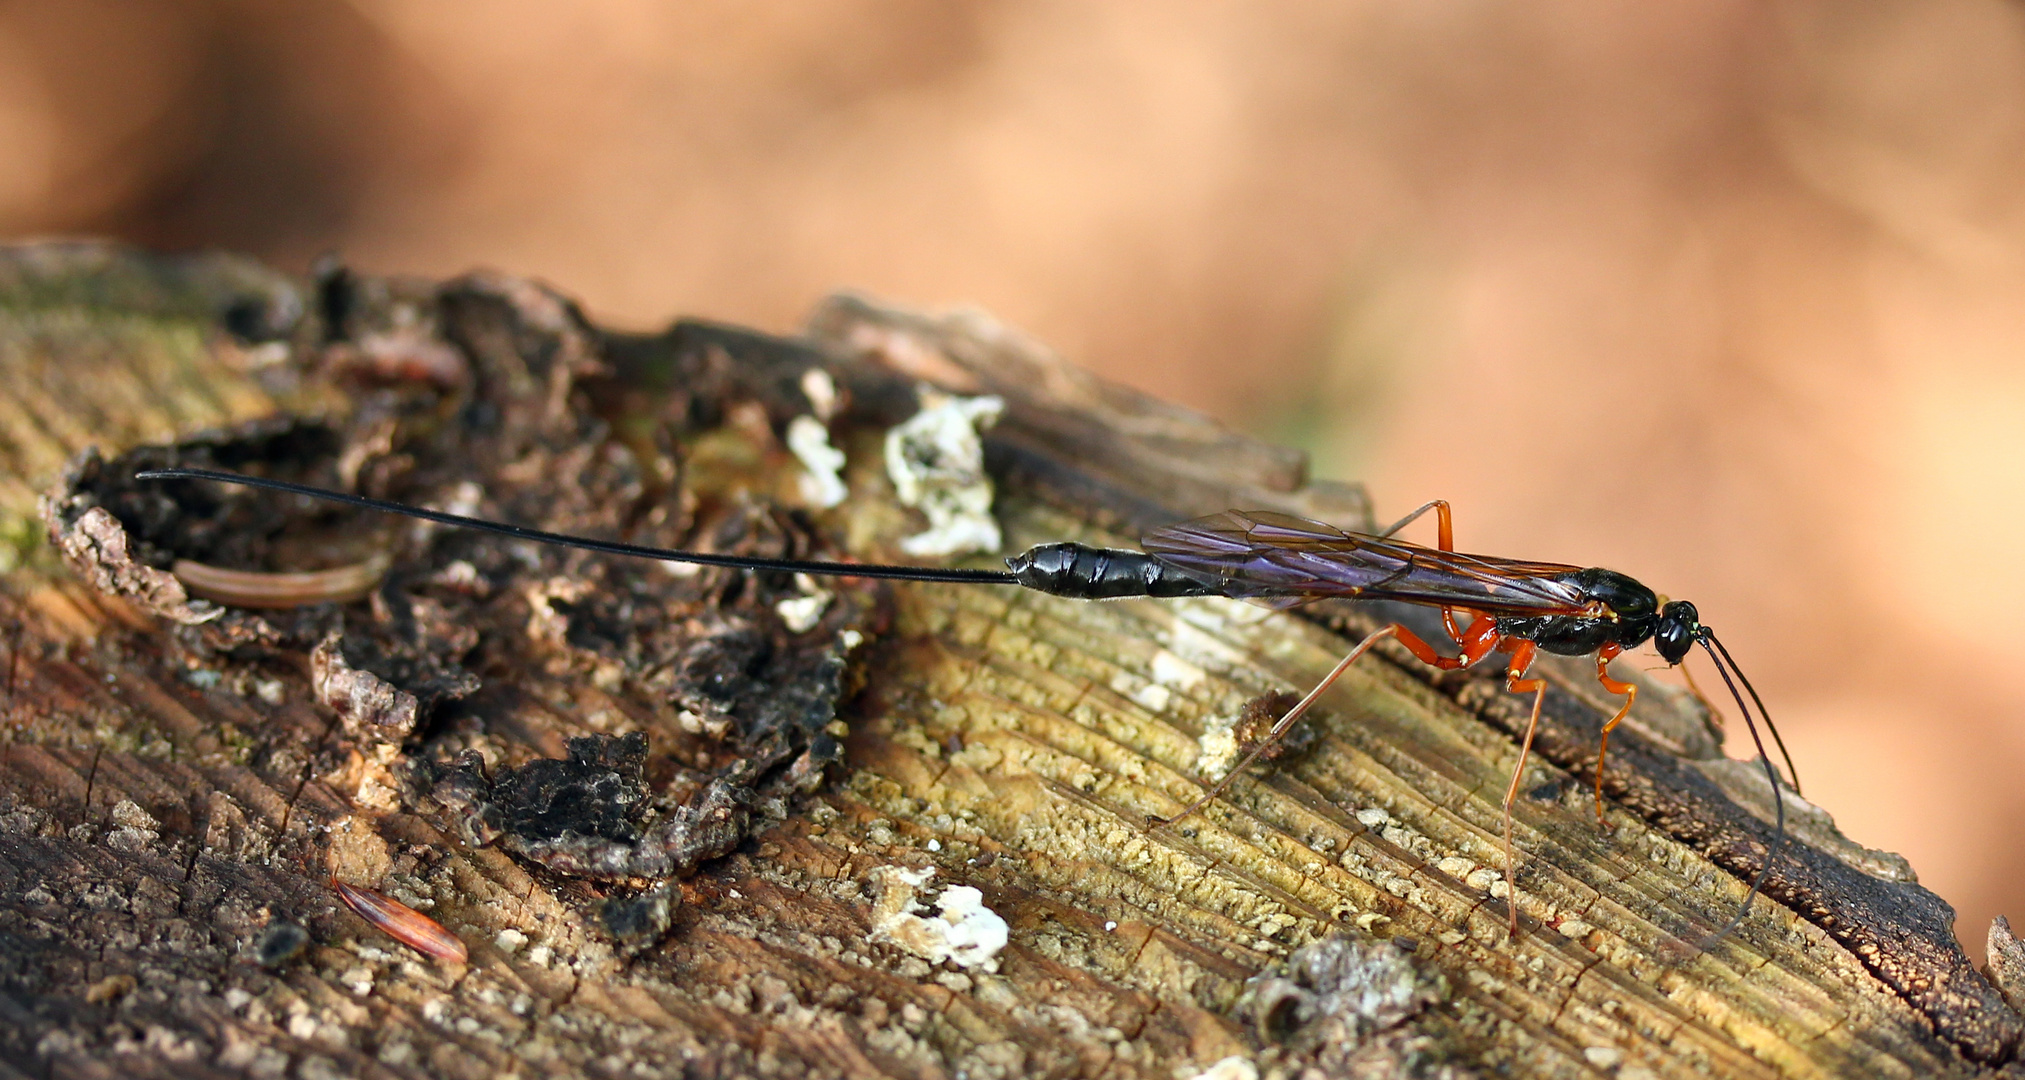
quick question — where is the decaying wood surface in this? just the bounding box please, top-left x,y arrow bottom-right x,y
0,241 -> 2021,1080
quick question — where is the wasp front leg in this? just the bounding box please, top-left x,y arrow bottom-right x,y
1592,643 -> 1635,828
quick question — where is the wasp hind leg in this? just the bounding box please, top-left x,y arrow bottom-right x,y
1150,613 -> 1499,830
1382,501 -> 1483,650
1377,498 -> 1453,546
1495,638 -> 1545,937
1151,623 -> 1403,828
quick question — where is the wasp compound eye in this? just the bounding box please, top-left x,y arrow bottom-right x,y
1655,601 -> 1699,665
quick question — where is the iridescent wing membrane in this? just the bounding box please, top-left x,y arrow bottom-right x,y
1141,510 -> 1592,614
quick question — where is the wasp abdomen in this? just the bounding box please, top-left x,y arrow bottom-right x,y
1006,543 -> 1219,600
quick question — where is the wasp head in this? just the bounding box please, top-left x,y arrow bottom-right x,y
1654,600 -> 1700,664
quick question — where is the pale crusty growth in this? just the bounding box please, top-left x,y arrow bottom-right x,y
310,632 -> 419,741
884,388 -> 1004,557
45,503 -> 222,625
868,866 -> 1010,972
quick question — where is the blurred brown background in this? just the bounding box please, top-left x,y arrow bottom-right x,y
4,1 -> 2022,948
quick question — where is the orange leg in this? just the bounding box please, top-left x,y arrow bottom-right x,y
1495,638 -> 1545,936
1440,607 -> 1488,664
1376,499 -> 1453,550
1679,659 -> 1723,731
1392,613 -> 1501,670
1592,643 -> 1635,827
1377,500 -> 1474,645
1162,497 -> 1554,934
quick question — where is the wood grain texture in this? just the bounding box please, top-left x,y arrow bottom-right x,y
0,242 -> 2012,1079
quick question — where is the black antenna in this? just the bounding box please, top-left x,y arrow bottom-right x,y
1707,630 -> 1801,795
1686,628 -> 1786,951
134,468 -> 1022,586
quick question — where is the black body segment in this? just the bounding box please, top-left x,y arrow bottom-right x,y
1006,543 -> 1223,600
1495,567 -> 1660,656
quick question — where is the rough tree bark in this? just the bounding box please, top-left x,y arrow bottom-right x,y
0,241 -> 2019,1080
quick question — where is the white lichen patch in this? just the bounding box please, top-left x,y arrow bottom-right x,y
800,368 -> 840,420
1584,1047 -> 1624,1069
1381,825 -> 1424,856
1128,680 -> 1172,714
523,577 -> 596,647
1435,856 -> 1475,879
406,481 -> 484,547
884,388 -> 1004,556
1464,867 -> 1503,893
1194,718 -> 1244,782
1149,650 -> 1207,691
1187,1056 -> 1259,1080
869,866 -> 1009,972
774,574 -> 834,632
339,966 -> 374,997
1555,918 -> 1595,940
786,415 -> 848,509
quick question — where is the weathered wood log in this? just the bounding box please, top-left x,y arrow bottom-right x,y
0,241 -> 2016,1079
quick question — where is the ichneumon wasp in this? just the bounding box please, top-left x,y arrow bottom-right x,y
138,465 -> 1793,944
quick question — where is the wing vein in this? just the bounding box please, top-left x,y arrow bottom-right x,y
1141,510 -> 1590,614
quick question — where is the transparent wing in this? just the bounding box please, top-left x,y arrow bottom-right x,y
1141,510 -> 1592,615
